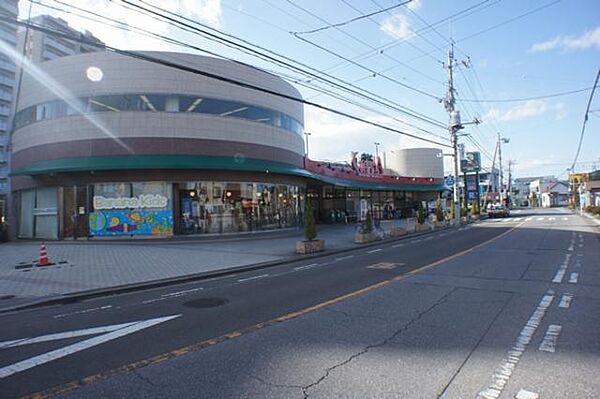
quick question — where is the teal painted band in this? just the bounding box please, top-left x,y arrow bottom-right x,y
11,155 -> 447,191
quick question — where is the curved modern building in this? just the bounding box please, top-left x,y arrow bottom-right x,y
10,51 -> 447,240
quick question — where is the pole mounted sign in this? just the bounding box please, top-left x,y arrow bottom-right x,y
461,151 -> 481,173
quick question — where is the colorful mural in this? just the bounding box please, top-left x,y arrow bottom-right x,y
89,210 -> 173,236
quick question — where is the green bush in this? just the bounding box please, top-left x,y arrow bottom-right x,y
304,199 -> 317,241
460,207 -> 469,217
361,210 -> 373,234
417,202 -> 426,224
0,222 -> 8,242
585,205 -> 600,216
435,201 -> 444,222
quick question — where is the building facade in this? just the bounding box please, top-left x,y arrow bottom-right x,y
17,15 -> 104,63
0,0 -> 19,219
10,51 -> 446,240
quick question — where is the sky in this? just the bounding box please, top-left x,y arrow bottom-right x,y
16,0 -> 600,180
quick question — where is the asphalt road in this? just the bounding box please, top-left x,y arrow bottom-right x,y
1,208 -> 598,398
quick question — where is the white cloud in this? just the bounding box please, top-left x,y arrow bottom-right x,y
553,102 -> 567,121
380,13 -> 414,40
484,100 -> 548,122
407,0 -> 423,11
530,26 -> 600,52
19,0 -> 224,51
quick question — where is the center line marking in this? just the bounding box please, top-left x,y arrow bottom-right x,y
568,273 -> 579,284
237,274 -> 269,283
367,248 -> 382,254
558,293 -> 573,309
478,291 -> 554,399
539,324 -> 562,353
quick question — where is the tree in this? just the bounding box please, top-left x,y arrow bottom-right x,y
304,198 -> 317,241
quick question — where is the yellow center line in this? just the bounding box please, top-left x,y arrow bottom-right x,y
26,222 -> 523,399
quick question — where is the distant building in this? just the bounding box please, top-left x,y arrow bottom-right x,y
512,176 -> 554,207
580,170 -> 600,207
529,178 -> 568,208
17,15 -> 104,63
0,0 -> 19,218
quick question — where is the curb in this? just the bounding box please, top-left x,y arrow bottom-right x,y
0,220 -> 481,314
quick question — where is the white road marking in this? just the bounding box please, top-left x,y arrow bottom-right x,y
549,217 -> 556,221
525,217 -> 533,221
578,243 -> 583,248
558,294 -> 573,309
293,263 -> 319,271
569,273 -> 579,284
438,232 -> 448,237
53,305 -> 113,319
424,236 -> 434,241
562,217 -> 568,221
539,324 -> 562,353
515,389 -> 539,399
0,315 -> 181,378
552,269 -> 566,284
536,217 -> 544,221
237,274 -> 269,283
411,239 -> 423,243
335,255 -> 354,262
367,248 -> 383,254
391,243 -> 404,248
163,288 -> 203,297
478,291 -> 554,399
513,217 -> 523,222
552,254 -> 571,283
578,234 -> 583,239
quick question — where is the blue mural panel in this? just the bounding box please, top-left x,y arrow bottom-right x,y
89,210 -> 173,236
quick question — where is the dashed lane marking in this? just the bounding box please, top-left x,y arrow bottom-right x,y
367,262 -> 402,270
515,389 -> 539,399
558,294 -> 573,309
552,254 -> 571,284
536,217 -> 544,221
27,222 -> 525,399
293,263 -> 319,271
392,243 -> 405,248
478,291 -> 555,399
525,217 -> 533,221
335,255 -> 354,262
53,305 -> 113,320
549,217 -> 556,221
367,248 -> 383,254
237,274 -> 269,283
569,273 -> 579,284
539,324 -> 562,353
562,217 -> 568,221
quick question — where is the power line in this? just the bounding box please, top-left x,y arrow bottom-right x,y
1,15 -> 452,149
120,0 -> 448,129
457,86 -> 597,103
32,0 -> 448,142
294,0 -> 413,35
285,1 -> 444,101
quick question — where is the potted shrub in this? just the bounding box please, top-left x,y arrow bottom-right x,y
434,200 -> 445,228
296,199 -> 325,254
415,202 -> 428,232
354,210 -> 379,243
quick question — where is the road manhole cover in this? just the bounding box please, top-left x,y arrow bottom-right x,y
183,298 -> 229,308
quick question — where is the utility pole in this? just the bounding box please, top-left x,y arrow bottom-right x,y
497,133 -> 509,206
444,43 -> 462,225
507,160 -> 515,207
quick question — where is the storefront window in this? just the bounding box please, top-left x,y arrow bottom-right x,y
177,181 -> 303,235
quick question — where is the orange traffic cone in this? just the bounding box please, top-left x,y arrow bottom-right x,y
38,242 -> 49,266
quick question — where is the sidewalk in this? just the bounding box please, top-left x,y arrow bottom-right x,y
0,219 -> 425,312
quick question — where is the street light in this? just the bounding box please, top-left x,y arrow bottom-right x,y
304,132 -> 312,158
374,142 -> 380,158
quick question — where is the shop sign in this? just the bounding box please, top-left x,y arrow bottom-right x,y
351,151 -> 383,176
93,194 -> 168,210
461,152 -> 481,173
89,210 -> 173,236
